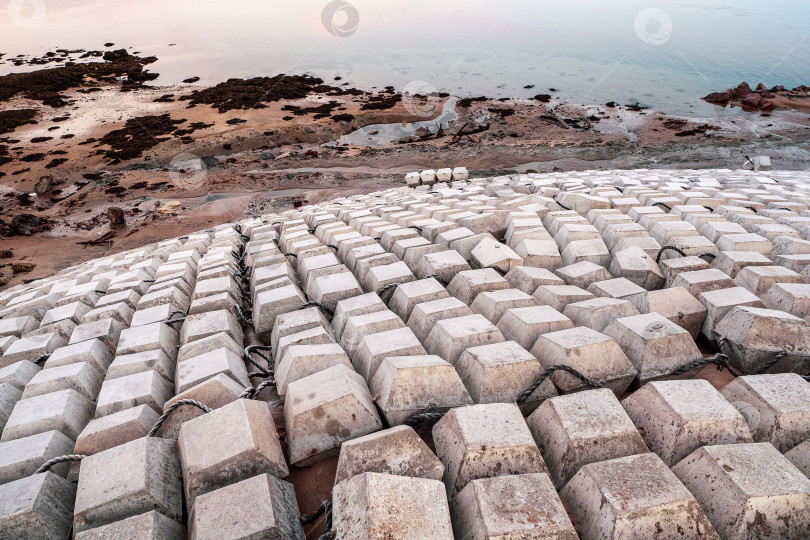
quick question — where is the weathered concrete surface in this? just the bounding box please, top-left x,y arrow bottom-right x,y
158,374 -> 245,439
673,443 -> 810,540
563,297 -> 640,333
407,297 -> 474,342
424,314 -> 505,366
334,425 -> 444,485
0,430 -> 75,483
74,404 -> 159,456
0,472 -> 77,540
432,403 -> 546,498
785,439 -> 810,478
527,389 -> 649,489
562,453 -> 719,539
96,369 -> 173,417
74,510 -> 185,540
188,474 -> 304,540
497,305 -> 574,349
2,388 -> 94,442
622,379 -> 753,466
333,472 -> 454,540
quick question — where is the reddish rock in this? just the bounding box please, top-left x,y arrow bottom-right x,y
742,93 -> 762,108
107,207 -> 126,229
703,91 -> 732,103
735,82 -> 752,99
755,82 -> 768,92
759,98 -> 774,111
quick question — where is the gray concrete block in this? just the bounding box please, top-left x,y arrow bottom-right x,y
22,361 -> 103,401
275,326 -> 334,367
177,331 -> 242,364
735,265 -> 803,296
622,379 -> 753,466
721,373 -> 810,453
354,327 -> 426,381
388,278 -> 449,323
108,349 -> 174,382
371,355 -> 473,425
179,399 -> 287,505
331,293 -> 386,341
81,302 -> 134,326
284,364 -> 381,466
1,332 -> 68,368
433,403 -> 546,497
425,314 -> 505,366
762,282 -> 810,318
158,374 -> 245,439
563,452 -> 719,539
179,309 -> 242,346
626,286 -> 708,340
333,472 -> 453,540
334,425 -> 444,485
188,474 -> 304,540
452,473 -> 578,540
75,404 -> 159,456
0,360 -> 40,391
116,322 -> 179,362
530,327 -> 637,395
563,297 -> 640,333
785,439 -> 810,478
673,443 -> 810,540
2,388 -> 93,442
711,250 -> 773,278
554,261 -> 612,290
528,388 -> 648,489
504,266 -> 564,295
0,472 -> 76,540
73,437 -> 182,533
470,288 -> 536,325
74,510 -> 185,540
532,284 -> 594,311
276,343 -> 352,396
0,316 -> 40,339
362,261 -> 415,293
671,268 -> 735,297
497,305 -> 573,349
96,370 -> 173,417
0,430 -> 75,484
0,336 -> 16,356
175,347 -> 249,393
41,301 -> 92,327
44,338 -> 114,375
253,285 -> 306,340
446,268 -> 509,305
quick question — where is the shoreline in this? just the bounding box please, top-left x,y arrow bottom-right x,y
2,53 -> 810,288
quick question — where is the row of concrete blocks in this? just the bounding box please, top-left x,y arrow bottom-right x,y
404,166 -> 469,187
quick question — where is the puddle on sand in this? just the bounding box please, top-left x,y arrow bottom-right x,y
324,97 -> 459,148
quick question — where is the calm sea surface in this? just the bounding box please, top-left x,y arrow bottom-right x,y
2,0 -> 809,117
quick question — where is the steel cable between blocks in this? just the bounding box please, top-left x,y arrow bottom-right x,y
34,454 -> 87,474
301,500 -> 332,526
238,379 -> 277,400
244,345 -> 272,376
299,301 -> 334,318
147,399 -> 212,437
517,364 -> 603,404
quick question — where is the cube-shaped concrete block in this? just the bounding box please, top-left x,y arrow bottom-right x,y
425,314 -> 505,366
469,288 -> 536,326
560,239 -> 611,267
735,265 -> 803,296
496,305 -> 573,349
671,268 -> 735,297
96,370 -> 174,417
554,261 -> 612,290
530,327 -> 637,395
432,403 -> 546,497
470,238 -> 523,273
340,310 -> 404,357
74,404 -> 160,456
188,474 -> 304,540
563,453 -> 719,539
715,306 -> 810,374
179,399 -> 287,505
0,472 -> 76,540
415,250 -> 471,282
22,361 -> 103,401
108,349 -> 175,382
622,379 -> 753,466
334,425 -> 444,485
253,285 -> 306,339
1,332 -> 67,368
388,278 -> 449,323
762,282 -> 810,318
276,343 -> 352,396
785,439 -> 810,478
353,327 -> 426,381
73,437 -> 182,533
0,315 -> 38,339
179,309 -> 242,346
175,347 -> 250,393
673,443 -> 810,540
446,268 -> 509,305
604,312 -> 702,382
452,473 -> 578,540
527,388 -> 649,489
2,388 -> 93,442
586,277 -> 647,300
74,510 -> 185,540
0,360 -> 40,391
455,341 -> 556,410
532,284 -> 594,312
158,374 -> 245,439
178,331 -> 242,364
82,302 -> 134,326
0,430 -> 75,484
284,364 -> 382,466
563,297 -> 640,333
68,318 -> 124,351
720,373 -> 810,453
370,355 -> 473,426
504,266 -> 564,295
331,293 -> 386,341
333,472 -> 453,540
116,322 -> 178,362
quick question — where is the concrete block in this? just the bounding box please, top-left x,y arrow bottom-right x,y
622,379 -> 752,466
179,400 -> 287,505
68,318 -> 124,351
387,278 -> 449,323
116,322 -> 178,362
334,425 -> 444,484
563,297 -> 640,332
131,304 -> 177,328
309,271 -> 364,312
407,297 -> 474,342
362,261 -> 415,293
604,313 -> 702,382
785,439 -> 810,478
22,361 -> 103,401
721,373 -> 810,452
528,388 -> 648,489
0,360 -> 40,391
2,388 -> 93,442
671,268 -> 735,297
673,443 -> 810,540
762,282 -> 810,318
271,306 -> 331,352
332,293 -> 386,341
178,331 -> 242,364
452,473 -> 577,540
253,285 -> 306,339
0,336 -> 16,356
96,370 -> 173,417
587,278 -> 647,301
0,430 -> 75,483
432,403 -> 546,497
609,247 -> 666,290
450,232 -> 497,261
555,261 -> 611,289
734,265 -> 803,296
284,364 -> 381,466
455,341 -> 556,410
73,437 -> 182,533
563,453 -> 718,539
623,286 -> 707,340
470,288 -> 536,325
415,250 -> 471,282
275,326 -> 334,366
82,302 -> 134,326
340,310 -> 403,358
1,332 -> 67,368
158,374 -> 245,439
660,255 -> 711,286
371,355 -> 473,425
532,284 -> 594,311
108,349 -> 174,381
333,472 -> 453,540
560,239 -> 610,267
74,404 -> 160,456
715,232 -> 774,256
44,338 -> 113,375
504,266 -> 564,295
496,305 -> 573,349
276,343 -> 352,396
188,474 -> 304,540
612,235 -> 662,258
175,347 -> 249,393
179,309 -> 242,346
0,472 -> 76,539
446,268 -> 509,305
41,302 -> 91,327
530,327 -> 636,395
27,319 -> 75,342
715,306 -> 810,374
470,238 -> 523,273
354,327 -> 426,381
74,510 -> 184,540
137,287 -> 190,312
424,314 -> 505,366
